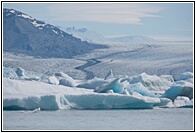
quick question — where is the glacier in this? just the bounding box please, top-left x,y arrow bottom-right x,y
3,70 -> 193,110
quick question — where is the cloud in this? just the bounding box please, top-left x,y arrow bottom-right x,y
47,3 -> 163,24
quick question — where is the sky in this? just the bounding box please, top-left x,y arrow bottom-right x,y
3,2 -> 194,41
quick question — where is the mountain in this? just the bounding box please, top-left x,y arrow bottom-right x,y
64,27 -> 106,43
64,26 -> 155,44
3,8 -> 107,58
106,35 -> 156,43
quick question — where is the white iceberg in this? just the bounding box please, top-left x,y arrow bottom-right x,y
126,82 -> 155,97
77,77 -> 109,89
48,76 -> 59,85
175,72 -> 193,81
3,78 -> 161,110
125,73 -> 174,93
94,78 -> 121,93
162,80 -> 193,101
3,71 -> 194,110
95,77 -> 155,97
56,72 -> 77,87
174,96 -> 193,108
160,75 -> 174,82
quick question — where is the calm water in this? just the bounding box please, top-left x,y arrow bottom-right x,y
3,108 -> 193,131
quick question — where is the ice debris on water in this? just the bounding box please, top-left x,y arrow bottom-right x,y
3,67 -> 193,110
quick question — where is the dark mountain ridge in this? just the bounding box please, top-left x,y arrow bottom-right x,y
3,8 -> 107,58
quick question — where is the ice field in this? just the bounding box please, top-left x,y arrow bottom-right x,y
3,41 -> 193,110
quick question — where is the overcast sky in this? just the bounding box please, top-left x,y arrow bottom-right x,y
3,2 -> 193,41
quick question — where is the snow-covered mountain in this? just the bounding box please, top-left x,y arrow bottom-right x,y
64,26 -> 155,44
3,8 -> 107,58
106,35 -> 156,43
64,27 -> 106,43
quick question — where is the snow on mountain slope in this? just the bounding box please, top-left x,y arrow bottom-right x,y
3,8 -> 107,58
64,26 -> 155,44
106,35 -> 156,43
64,27 -> 106,43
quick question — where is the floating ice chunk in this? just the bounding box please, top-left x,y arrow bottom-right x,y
55,72 -> 74,80
175,80 -> 193,87
16,67 -> 25,77
132,92 -> 143,97
32,107 -> 41,113
95,77 -> 156,96
154,98 -> 172,107
109,79 -> 125,93
106,90 -> 114,93
126,82 -> 155,97
184,78 -> 193,83
160,75 -> 174,82
3,67 -> 18,79
56,72 -> 77,87
121,89 -> 131,95
3,78 -> 161,110
162,81 -> 193,101
4,93 -> 160,110
163,101 -> 175,108
94,78 -> 121,93
48,76 -> 59,85
59,78 -> 76,87
77,77 -> 109,89
174,96 -> 193,108
175,72 -> 193,81
128,73 -> 173,92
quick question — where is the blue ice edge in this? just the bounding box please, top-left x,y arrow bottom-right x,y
3,93 -> 161,110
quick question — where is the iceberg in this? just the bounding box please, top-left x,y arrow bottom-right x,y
174,96 -> 193,108
94,78 -> 121,93
16,67 -> 25,77
48,76 -> 59,85
160,75 -> 174,82
126,82 -> 155,97
161,80 -> 193,101
3,78 -> 161,110
95,78 -> 155,97
175,72 -> 193,81
56,72 -> 77,87
77,77 -> 109,89
3,71 -> 193,110
125,73 -> 174,93
154,98 -> 174,108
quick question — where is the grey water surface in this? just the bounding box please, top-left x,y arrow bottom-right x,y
3,108 -> 193,131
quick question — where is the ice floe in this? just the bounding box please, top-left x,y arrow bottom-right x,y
3,69 -> 193,110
